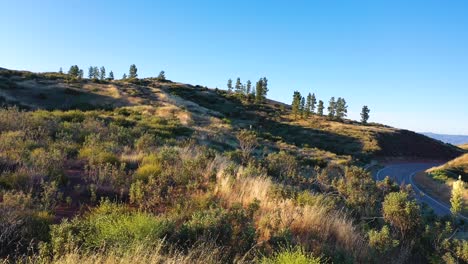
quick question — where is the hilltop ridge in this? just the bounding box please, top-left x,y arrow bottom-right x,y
0,67 -> 462,164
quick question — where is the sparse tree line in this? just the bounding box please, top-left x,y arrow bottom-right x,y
61,64 -> 166,82
226,77 -> 268,104
291,91 -> 371,124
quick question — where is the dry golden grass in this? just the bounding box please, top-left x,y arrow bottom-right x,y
429,153 -> 468,175
214,163 -> 368,261
11,242 -> 225,264
459,144 -> 468,150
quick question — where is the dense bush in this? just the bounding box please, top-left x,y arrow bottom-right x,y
49,200 -> 174,255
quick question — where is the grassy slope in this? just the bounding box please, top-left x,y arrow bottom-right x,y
0,68 -> 463,164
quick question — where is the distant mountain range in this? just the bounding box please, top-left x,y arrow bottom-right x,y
421,132 -> 468,145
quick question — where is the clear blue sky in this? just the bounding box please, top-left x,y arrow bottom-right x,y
1,0 -> 468,134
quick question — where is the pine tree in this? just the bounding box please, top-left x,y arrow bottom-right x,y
68,65 -> 80,77
246,80 -> 252,94
305,93 -> 312,118
311,93 -> 317,114
100,66 -> 106,80
78,69 -> 83,79
235,77 -> 243,93
93,66 -> 100,79
109,71 -> 114,80
300,96 -> 306,118
122,73 -> 127,80
261,77 -> 268,99
59,67 -> 63,74
227,79 -> 233,93
291,91 -> 302,119
317,100 -> 324,116
335,97 -> 348,120
327,97 -> 336,119
255,79 -> 264,104
361,105 -> 370,124
157,71 -> 166,81
450,176 -> 465,216
88,66 -> 94,79
129,64 -> 138,79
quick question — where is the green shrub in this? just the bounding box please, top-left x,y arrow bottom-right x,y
260,247 -> 323,264
266,151 -> 298,180
49,200 -> 174,255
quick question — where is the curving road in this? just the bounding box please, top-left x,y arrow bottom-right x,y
376,163 -> 463,217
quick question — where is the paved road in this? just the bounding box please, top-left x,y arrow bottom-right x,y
376,163 -> 457,217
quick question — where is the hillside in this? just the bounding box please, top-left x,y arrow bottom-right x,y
428,153 -> 468,181
1,67 -> 467,263
0,68 -> 461,164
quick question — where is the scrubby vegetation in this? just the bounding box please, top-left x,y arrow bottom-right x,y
0,68 -> 467,263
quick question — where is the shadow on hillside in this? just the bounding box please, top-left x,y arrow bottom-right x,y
255,116 -> 364,156
0,76 -> 133,111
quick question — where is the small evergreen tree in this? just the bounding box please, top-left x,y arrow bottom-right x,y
78,69 -> 84,80
311,93 -> 317,114
235,77 -> 243,93
227,79 -> 233,93
93,66 -> 100,79
317,100 -> 324,116
129,64 -> 138,79
157,71 -> 166,81
300,96 -> 306,118
255,79 -> 264,104
261,77 -> 268,99
327,97 -> 336,119
88,66 -> 94,79
122,73 -> 127,80
305,93 -> 312,118
291,91 -> 302,119
335,97 -> 348,120
59,67 -> 63,74
361,105 -> 370,124
100,66 -> 106,80
246,80 -> 252,94
109,71 -> 114,80
68,65 -> 80,78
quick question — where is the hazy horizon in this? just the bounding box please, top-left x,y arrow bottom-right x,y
2,0 -> 467,134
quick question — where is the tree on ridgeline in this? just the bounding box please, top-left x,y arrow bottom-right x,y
261,77 -> 268,99
59,67 -> 63,74
93,66 -> 99,79
235,77 -> 243,93
129,64 -> 138,79
157,71 -> 166,81
311,93 -> 317,114
227,79 -> 233,93
300,96 -> 306,118
88,66 -> 95,79
78,69 -> 84,80
361,105 -> 370,124
291,91 -> 302,119
335,97 -> 348,120
68,65 -> 80,78
327,97 -> 336,119
100,66 -> 106,80
305,93 -> 312,118
255,78 -> 264,104
108,71 -> 114,81
122,73 -> 127,80
317,100 -> 324,116
246,80 -> 252,94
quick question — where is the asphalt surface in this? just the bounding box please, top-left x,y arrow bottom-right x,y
376,162 -> 462,217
